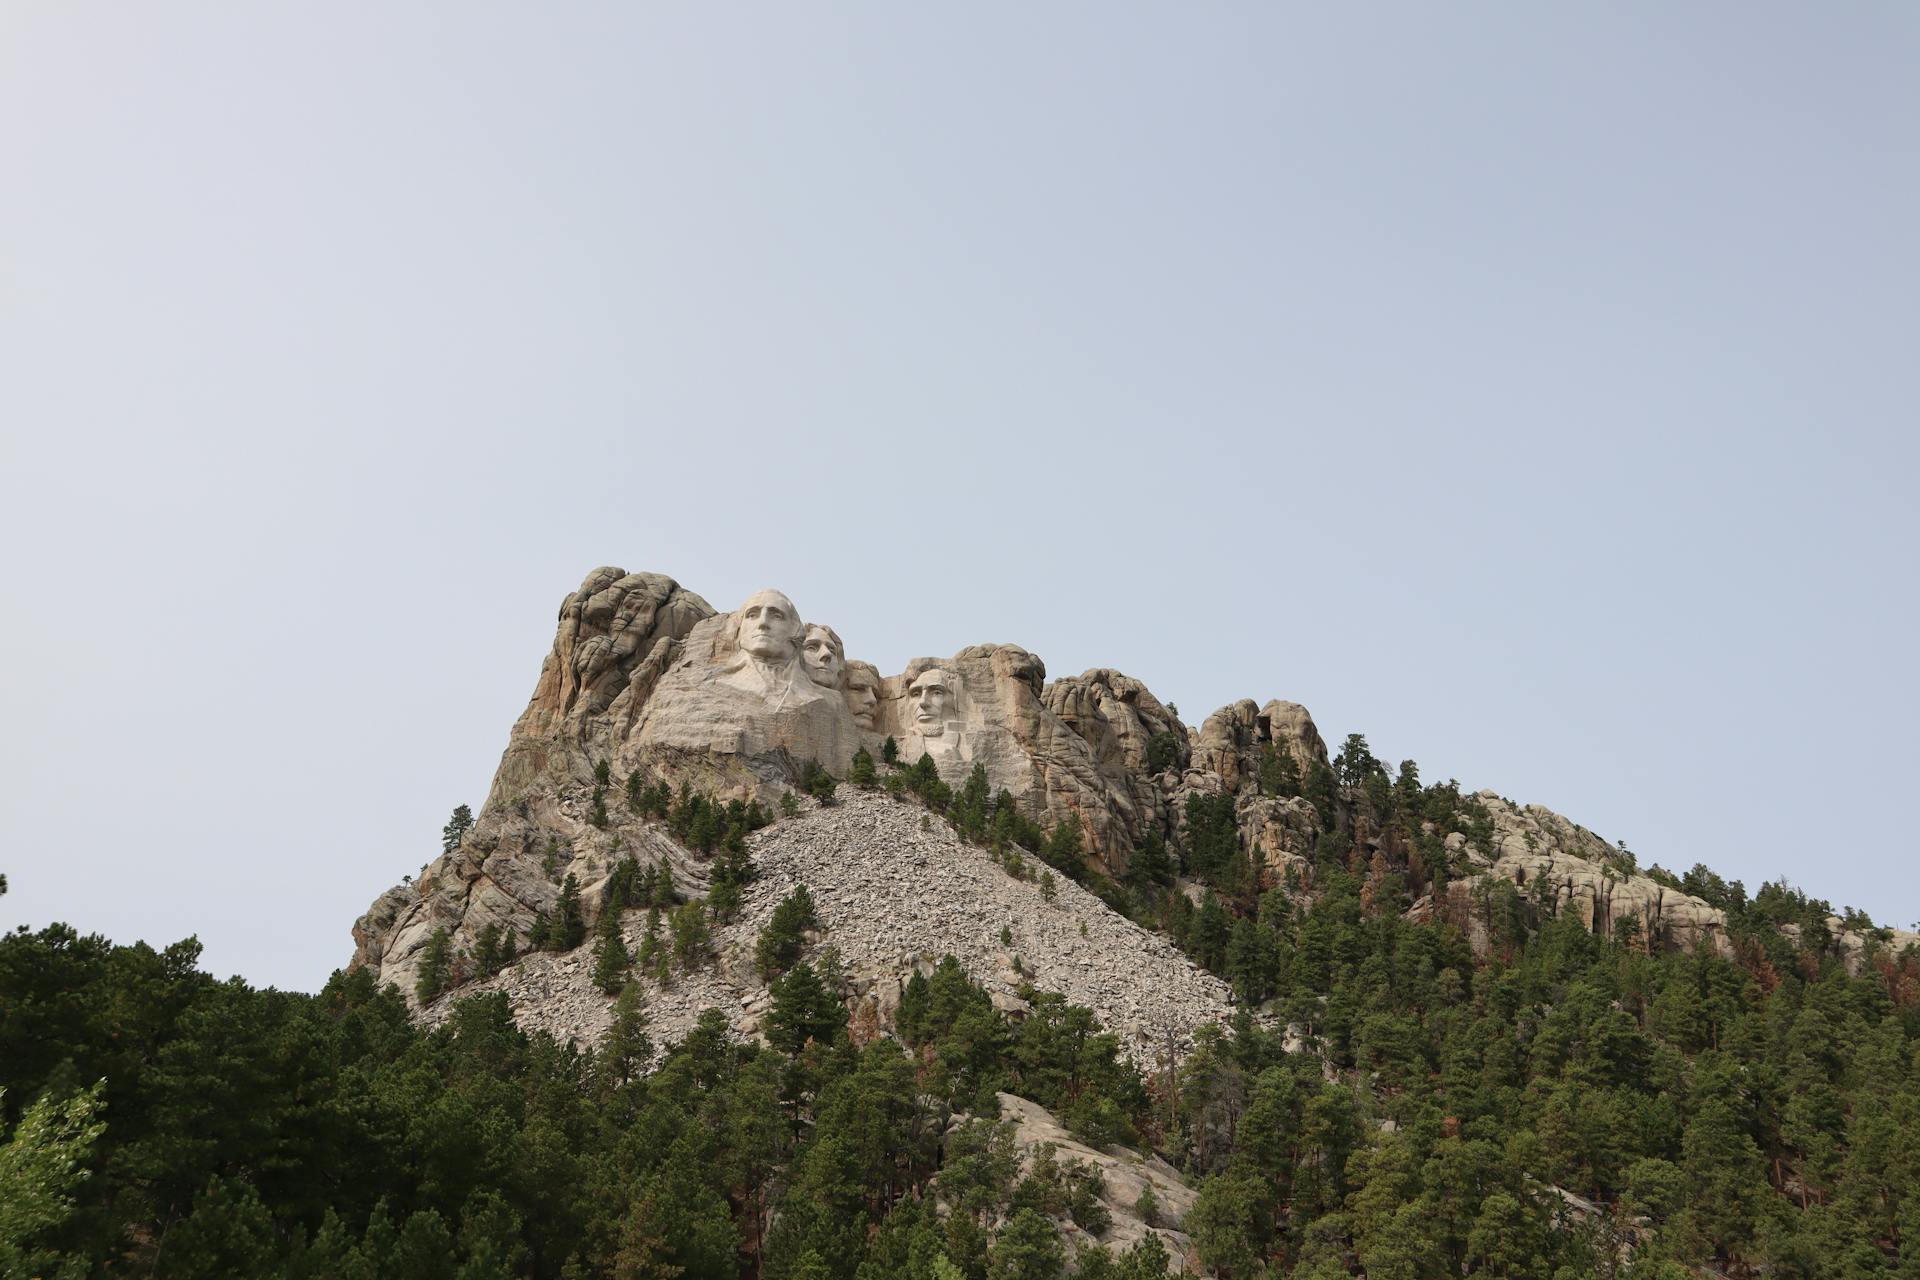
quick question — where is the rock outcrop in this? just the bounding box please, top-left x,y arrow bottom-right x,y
353,562 -> 1910,1059
361,568 -> 1205,991
993,1092 -> 1205,1267
1433,793 -> 1735,956
420,791 -> 1239,1064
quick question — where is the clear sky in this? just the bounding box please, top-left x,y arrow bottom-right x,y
2,5 -> 1915,992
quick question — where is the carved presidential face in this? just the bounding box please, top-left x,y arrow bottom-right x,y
802,624 -> 844,688
909,668 -> 958,737
842,662 -> 881,730
735,589 -> 801,662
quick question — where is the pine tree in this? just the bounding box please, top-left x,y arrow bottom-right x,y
598,984 -> 652,1089
956,764 -> 992,841
473,922 -> 516,978
591,909 -> 630,994
987,1207 -> 1066,1280
1190,895 -> 1230,971
792,759 -> 833,806
756,885 -> 819,979
1335,732 -> 1380,787
553,874 -> 586,950
1044,820 -> 1084,878
881,735 -> 899,766
765,962 -> 846,1054
1128,830 -> 1172,887
1259,744 -> 1301,798
415,926 -> 454,1003
442,804 -> 474,854
1132,1181 -> 1160,1229
849,746 -> 877,788
670,901 -> 711,971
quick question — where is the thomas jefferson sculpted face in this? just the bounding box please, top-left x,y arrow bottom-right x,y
909,668 -> 958,737
735,590 -> 801,662
802,624 -> 844,689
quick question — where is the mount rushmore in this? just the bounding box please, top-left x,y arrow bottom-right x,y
350,566 -> 1913,1020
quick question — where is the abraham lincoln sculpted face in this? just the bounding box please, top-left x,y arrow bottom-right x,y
908,668 -> 958,738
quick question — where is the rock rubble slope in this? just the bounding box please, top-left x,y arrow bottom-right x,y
361,563 -> 1915,1043
427,791 -> 1239,1062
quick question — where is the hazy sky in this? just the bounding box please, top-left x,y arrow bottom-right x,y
3,5 -> 1915,992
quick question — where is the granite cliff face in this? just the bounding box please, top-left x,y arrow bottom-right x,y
352,565 -> 1912,1048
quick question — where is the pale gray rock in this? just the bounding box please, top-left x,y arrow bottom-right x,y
1041,668 -> 1188,859
1191,698 -> 1328,796
635,590 -> 863,776
421,791 -> 1243,1063
1238,793 -> 1320,885
992,1092 -> 1207,1271
1437,793 -> 1734,956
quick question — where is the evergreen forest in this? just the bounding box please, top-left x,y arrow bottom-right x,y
5,746 -> 1920,1279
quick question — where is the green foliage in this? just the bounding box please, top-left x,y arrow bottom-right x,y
1132,1180 -> 1159,1229
0,1079 -> 105,1280
1258,744 -> 1301,798
442,804 -> 474,854
986,1208 -> 1063,1280
541,874 -> 587,951
1333,733 -> 1381,788
415,925 -> 455,1004
8,753 -> 1920,1280
591,910 -> 631,994
799,759 -> 838,806
1125,830 -> 1172,888
765,962 -> 846,1055
756,885 -> 820,980
708,841 -> 755,925
1182,793 -> 1238,881
472,923 -> 517,979
953,764 -> 993,843
881,736 -> 899,766
668,786 -> 768,854
1042,820 -> 1084,879
1144,731 -> 1180,776
669,901 -> 711,971
849,747 -> 877,788
903,754 -> 952,812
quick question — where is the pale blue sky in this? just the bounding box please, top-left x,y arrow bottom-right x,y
2,5 -> 1915,991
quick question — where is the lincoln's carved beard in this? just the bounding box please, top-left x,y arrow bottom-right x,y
909,669 -> 957,738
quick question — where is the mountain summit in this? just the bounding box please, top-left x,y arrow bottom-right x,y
352,566 -> 1913,1043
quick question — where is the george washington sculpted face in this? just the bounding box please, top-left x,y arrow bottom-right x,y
735,589 -> 802,662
